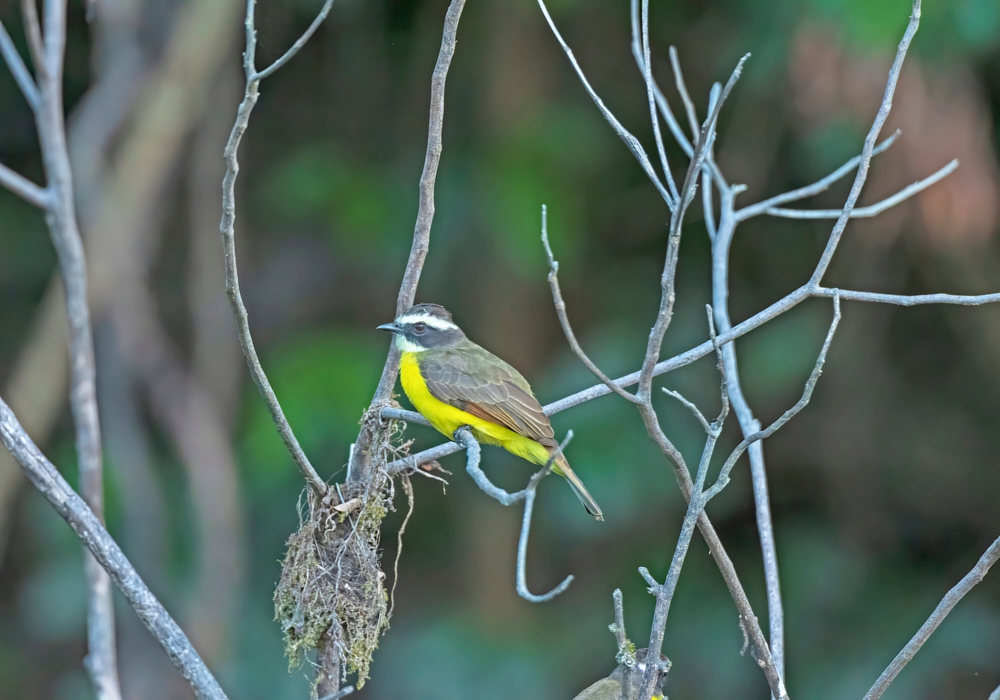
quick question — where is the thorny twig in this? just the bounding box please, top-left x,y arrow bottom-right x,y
454,427 -> 575,602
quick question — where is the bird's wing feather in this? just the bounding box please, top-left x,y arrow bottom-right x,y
572,678 -> 623,700
419,343 -> 555,444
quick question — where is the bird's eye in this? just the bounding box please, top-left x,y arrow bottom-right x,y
413,322 -> 427,334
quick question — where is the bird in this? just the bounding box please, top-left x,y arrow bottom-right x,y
378,303 -> 603,521
573,648 -> 671,700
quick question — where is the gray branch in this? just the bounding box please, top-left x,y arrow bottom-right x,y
0,396 -> 227,700
349,0 -> 467,485
808,0 -> 922,286
541,205 -> 640,405
454,427 -> 574,602
733,130 -> 901,221
862,533 -> 1000,700
7,1 -> 124,695
219,0 -> 335,497
0,19 -> 40,111
761,159 -> 957,220
535,0 -> 674,208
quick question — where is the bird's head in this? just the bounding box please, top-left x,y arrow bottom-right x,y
377,303 -> 466,353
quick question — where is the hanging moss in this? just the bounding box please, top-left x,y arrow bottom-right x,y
274,402 -> 410,692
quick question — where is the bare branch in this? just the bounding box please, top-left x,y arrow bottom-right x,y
453,427 -> 574,602
815,287 -> 1000,306
0,161 -> 49,207
661,387 -> 711,433
20,0 -> 43,78
380,406 -> 431,427
537,0 -> 674,207
219,0 -> 335,497
638,413 -> 727,700
611,589 -> 635,700
808,0 -> 922,286
27,1 -> 122,694
636,52 -> 749,400
668,46 -> 700,141
542,205 -> 640,404
733,130 -> 901,221
706,293 -> 842,501
0,396 -> 228,700
350,0 -> 467,485
0,19 -> 39,111
760,159 -> 957,220
253,0 -> 336,81
639,0 -> 677,208
863,533 -> 1000,700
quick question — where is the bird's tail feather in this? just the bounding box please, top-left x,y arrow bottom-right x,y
549,451 -> 604,522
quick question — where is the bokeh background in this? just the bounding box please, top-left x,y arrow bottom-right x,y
1,0 -> 999,698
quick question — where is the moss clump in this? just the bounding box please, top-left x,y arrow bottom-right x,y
274,402 -> 409,691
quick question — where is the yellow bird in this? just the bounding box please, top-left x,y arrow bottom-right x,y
378,303 -> 603,521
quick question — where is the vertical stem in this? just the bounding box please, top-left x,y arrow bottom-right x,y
37,1 -> 120,696
710,189 -> 785,691
349,0 -> 467,484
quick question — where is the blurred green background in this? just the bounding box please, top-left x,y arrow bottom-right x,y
1,0 -> 1000,698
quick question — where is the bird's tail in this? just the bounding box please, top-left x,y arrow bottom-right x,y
549,451 -> 604,522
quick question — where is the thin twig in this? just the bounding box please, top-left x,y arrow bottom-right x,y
611,589 -> 635,700
862,533 -> 1000,700
661,388 -> 711,433
536,0 -> 673,206
516,432 -> 575,602
640,0 -> 677,209
761,159 -> 957,220
0,19 -> 40,111
219,0 -> 335,497
252,0 -> 336,81
705,293 -> 842,501
0,396 -> 228,700
20,0 -> 43,77
349,0 -> 467,485
454,427 -> 575,602
733,130 -> 901,221
808,0 -> 922,286
636,52 -> 749,400
668,46 -> 700,142
541,205 -> 640,404
0,161 -> 49,207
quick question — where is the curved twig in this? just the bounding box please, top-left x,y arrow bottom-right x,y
219,0 -> 336,497
454,427 -> 575,602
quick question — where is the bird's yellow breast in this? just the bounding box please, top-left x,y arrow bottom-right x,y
398,352 -> 551,465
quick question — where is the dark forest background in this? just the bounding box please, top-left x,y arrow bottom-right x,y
1,0 -> 1000,698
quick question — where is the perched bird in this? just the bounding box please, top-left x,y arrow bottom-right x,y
378,303 -> 603,520
573,648 -> 671,700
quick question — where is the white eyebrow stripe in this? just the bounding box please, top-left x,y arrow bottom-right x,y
396,313 -> 457,330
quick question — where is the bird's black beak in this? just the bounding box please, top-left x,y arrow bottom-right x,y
377,322 -> 401,333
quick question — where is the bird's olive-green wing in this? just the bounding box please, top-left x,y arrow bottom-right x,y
572,678 -> 624,700
419,342 -> 556,444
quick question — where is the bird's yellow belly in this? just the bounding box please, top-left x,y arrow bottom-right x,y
399,352 -> 551,465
